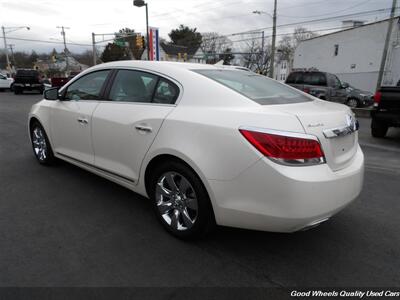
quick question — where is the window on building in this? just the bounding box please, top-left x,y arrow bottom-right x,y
334,44 -> 339,56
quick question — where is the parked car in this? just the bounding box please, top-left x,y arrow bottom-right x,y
342,82 -> 374,108
371,86 -> 400,138
285,71 -> 348,104
13,69 -> 44,94
0,73 -> 14,91
28,61 -> 364,239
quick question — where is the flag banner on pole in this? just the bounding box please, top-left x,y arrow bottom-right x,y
148,27 -> 160,61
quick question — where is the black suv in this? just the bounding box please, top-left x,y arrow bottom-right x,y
285,71 -> 348,104
13,69 -> 44,95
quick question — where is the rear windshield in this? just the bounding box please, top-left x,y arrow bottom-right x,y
194,69 -> 311,105
16,70 -> 39,76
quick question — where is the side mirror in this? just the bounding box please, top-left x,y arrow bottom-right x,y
44,87 -> 59,100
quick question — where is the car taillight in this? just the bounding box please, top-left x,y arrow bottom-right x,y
373,91 -> 381,107
303,87 -> 310,94
239,129 -> 325,166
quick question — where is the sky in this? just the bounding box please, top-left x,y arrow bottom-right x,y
0,0 -> 397,54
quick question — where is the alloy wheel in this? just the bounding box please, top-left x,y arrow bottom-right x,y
155,172 -> 198,231
32,127 -> 48,161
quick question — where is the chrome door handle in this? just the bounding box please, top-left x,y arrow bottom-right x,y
77,118 -> 89,125
135,125 -> 152,133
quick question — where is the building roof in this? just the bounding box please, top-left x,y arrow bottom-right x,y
303,16 -> 400,42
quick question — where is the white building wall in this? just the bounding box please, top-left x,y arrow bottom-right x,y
274,60 -> 290,82
293,18 -> 400,92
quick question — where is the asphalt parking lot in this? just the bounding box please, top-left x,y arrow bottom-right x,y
0,92 -> 399,288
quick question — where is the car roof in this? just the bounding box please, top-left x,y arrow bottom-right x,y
93,60 -> 220,71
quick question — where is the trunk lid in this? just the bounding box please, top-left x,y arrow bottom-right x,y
268,100 -> 358,171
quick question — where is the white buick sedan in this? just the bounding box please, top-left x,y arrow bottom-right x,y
28,61 -> 364,239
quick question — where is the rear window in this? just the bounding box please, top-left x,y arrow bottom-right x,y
16,70 -> 39,77
194,69 -> 311,105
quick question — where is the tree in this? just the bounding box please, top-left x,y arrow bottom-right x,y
100,43 -> 129,62
277,27 -> 318,67
219,48 -> 235,65
242,39 -> 272,75
115,28 -> 144,60
168,25 -> 202,49
201,32 -> 232,63
75,50 -> 95,67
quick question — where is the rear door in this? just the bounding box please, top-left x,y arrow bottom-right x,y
50,70 -> 111,164
91,69 -> 178,183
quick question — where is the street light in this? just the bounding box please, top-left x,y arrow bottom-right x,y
1,26 -> 30,71
252,2 -> 277,78
133,0 -> 149,60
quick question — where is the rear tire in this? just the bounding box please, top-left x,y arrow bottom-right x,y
346,98 -> 359,108
149,160 -> 215,240
371,119 -> 388,138
30,121 -> 56,165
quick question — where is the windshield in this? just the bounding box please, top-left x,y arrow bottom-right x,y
194,69 -> 311,105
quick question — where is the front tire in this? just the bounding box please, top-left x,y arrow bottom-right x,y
149,160 -> 215,239
371,119 -> 388,138
30,121 -> 56,165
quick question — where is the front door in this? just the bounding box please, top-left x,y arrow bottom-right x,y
92,69 -> 179,183
50,70 -> 111,164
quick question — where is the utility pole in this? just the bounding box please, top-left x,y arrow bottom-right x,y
1,26 -> 10,71
92,32 -> 97,66
8,44 -> 15,65
376,0 -> 397,90
145,3 -> 149,60
57,26 -> 70,74
269,0 -> 277,78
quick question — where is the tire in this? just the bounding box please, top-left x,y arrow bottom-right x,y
371,119 -> 388,138
346,98 -> 359,108
30,121 -> 56,165
149,160 -> 215,239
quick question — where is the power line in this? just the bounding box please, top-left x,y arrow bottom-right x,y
278,0 -> 374,18
202,6 -> 398,41
0,36 -> 93,47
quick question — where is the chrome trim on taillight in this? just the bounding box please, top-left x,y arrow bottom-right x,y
239,126 -> 319,141
239,126 -> 326,167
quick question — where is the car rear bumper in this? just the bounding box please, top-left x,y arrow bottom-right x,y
208,145 -> 364,232
14,83 -> 43,89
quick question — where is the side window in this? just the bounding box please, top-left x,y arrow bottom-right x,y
0,74 -> 5,80
64,70 -> 110,100
332,75 -> 342,88
303,73 -> 327,86
109,70 -> 157,103
286,72 -> 302,84
153,78 -> 179,104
